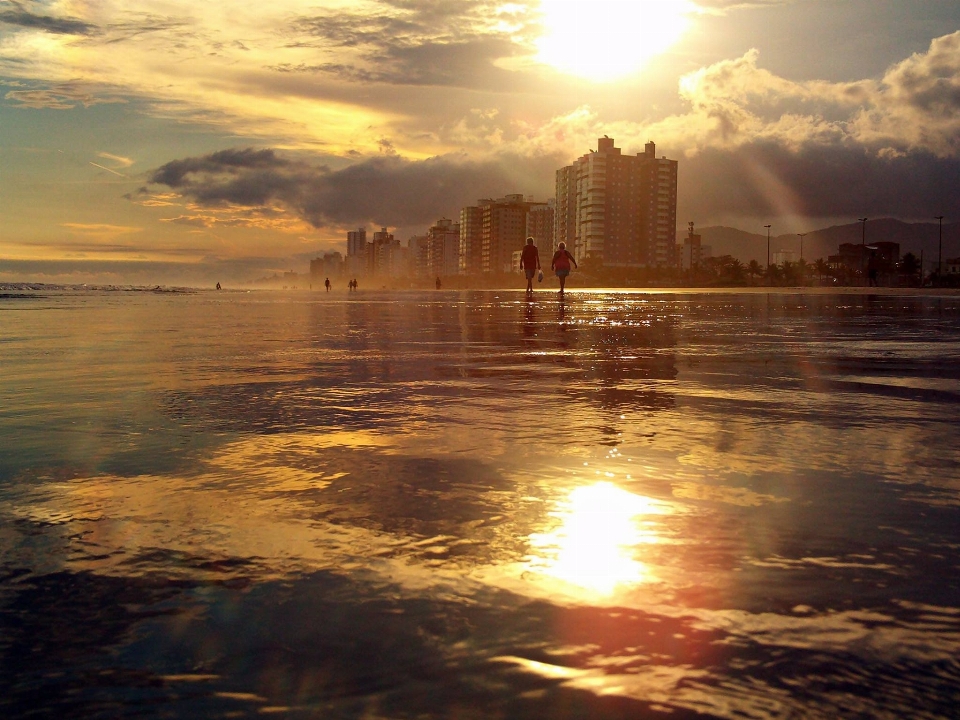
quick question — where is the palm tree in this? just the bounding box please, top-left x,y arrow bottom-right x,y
765,263 -> 780,286
780,260 -> 795,285
747,260 -> 763,285
813,258 -> 829,285
728,258 -> 746,284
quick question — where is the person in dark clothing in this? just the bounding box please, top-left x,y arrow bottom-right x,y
551,241 -> 578,295
520,237 -> 541,294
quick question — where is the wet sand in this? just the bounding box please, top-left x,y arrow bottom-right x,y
1,288 -> 959,718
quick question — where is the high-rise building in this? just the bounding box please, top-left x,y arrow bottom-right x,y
554,137 -> 678,268
347,228 -> 367,257
526,199 -> 555,253
427,218 -> 461,277
346,227 -> 368,277
555,166 -> 577,253
310,251 -> 344,281
460,195 -> 549,274
483,194 -> 527,273
459,205 -> 484,274
371,227 -> 402,276
408,235 -> 429,277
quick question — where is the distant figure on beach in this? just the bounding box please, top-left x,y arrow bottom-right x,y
435,276 -> 442,290
867,253 -> 879,287
325,277 -> 331,292
216,282 -> 221,290
520,237 -> 541,294
551,241 -> 578,295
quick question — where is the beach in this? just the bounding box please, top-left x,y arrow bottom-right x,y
2,287 -> 959,718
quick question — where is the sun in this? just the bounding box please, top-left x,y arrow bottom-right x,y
535,0 -> 695,81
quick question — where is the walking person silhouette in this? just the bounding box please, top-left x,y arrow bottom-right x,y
520,237 -> 541,295
551,242 -> 577,296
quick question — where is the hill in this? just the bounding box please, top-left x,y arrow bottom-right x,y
700,219 -> 959,266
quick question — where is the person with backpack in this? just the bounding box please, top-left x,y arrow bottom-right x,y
551,241 -> 578,295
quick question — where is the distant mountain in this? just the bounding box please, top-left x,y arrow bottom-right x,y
699,219 -> 959,266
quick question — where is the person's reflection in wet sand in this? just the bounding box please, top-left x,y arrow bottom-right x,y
556,296 -> 570,349
522,300 -> 536,339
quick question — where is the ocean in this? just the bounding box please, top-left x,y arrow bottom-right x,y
2,286 -> 959,719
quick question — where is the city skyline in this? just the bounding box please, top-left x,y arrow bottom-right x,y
2,1 -> 960,285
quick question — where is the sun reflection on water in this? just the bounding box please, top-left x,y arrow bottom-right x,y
526,482 -> 670,597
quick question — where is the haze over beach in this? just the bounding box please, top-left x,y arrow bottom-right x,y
2,0 -> 959,285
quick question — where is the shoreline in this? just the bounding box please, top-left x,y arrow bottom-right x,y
4,283 -> 960,297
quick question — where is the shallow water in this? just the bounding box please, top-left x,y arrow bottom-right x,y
2,288 -> 960,719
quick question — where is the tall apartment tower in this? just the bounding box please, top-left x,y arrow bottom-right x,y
555,166 -> 577,252
371,227 -> 402,276
554,137 -> 678,268
346,227 -> 367,277
459,205 -> 484,275
426,217 -> 461,277
526,199 -> 555,251
460,195 -> 548,274
347,228 -> 367,257
408,235 -> 429,277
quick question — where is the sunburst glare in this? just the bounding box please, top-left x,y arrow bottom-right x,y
535,0 -> 696,81
527,481 -> 670,596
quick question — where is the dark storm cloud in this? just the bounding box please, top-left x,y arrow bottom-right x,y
682,142 -> 960,220
149,148 -> 558,229
0,2 -> 96,35
150,148 -> 297,191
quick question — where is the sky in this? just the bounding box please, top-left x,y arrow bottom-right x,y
1,0 -> 959,285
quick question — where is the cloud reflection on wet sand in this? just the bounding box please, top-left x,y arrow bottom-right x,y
2,289 -> 960,717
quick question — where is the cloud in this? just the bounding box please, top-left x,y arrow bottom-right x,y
0,2 -> 96,35
123,189 -> 182,207
690,0 -> 787,12
679,142 -> 960,221
4,0 -> 960,231
148,147 -> 557,231
61,223 -> 143,239
89,161 -> 126,177
271,35 -> 521,88
160,205 -> 312,232
490,31 -> 960,221
97,152 -> 135,168
499,31 -> 960,162
655,32 -> 960,159
4,83 -> 127,109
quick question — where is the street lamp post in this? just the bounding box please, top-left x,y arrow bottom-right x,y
858,218 -> 868,284
797,233 -> 806,263
764,225 -> 772,276
936,215 -> 944,283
